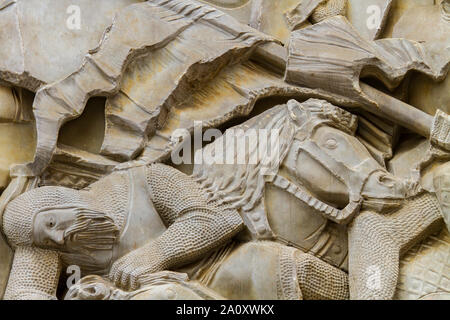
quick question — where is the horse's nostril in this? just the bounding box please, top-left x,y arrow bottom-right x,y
86,286 -> 96,294
379,176 -> 395,188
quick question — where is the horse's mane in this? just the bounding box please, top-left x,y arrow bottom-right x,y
192,102 -> 296,213
192,98 -> 358,214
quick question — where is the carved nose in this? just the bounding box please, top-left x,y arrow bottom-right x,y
49,230 -> 65,245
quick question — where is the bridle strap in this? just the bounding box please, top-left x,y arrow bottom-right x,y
297,139 -> 383,202
270,174 -> 361,225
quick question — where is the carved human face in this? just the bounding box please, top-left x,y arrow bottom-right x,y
32,207 -> 119,254
33,208 -> 77,250
33,207 -> 119,273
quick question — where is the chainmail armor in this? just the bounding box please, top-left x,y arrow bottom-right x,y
127,164 -> 245,271
3,246 -> 61,300
86,170 -> 130,231
2,171 -> 130,249
311,0 -> 347,24
109,164 -> 244,289
348,193 -> 443,299
294,249 -> 349,300
146,164 -> 210,225
278,245 -> 302,300
3,187 -> 90,248
4,163 -> 244,295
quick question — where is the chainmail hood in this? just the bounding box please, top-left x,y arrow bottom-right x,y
2,170 -> 130,248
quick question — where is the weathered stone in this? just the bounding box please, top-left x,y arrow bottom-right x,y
0,233 -> 12,299
0,86 -> 17,122
396,228 -> 450,300
285,16 -> 450,111
346,0 -> 392,40
285,16 -> 450,144
40,144 -> 119,190
0,0 -> 143,91
0,123 -> 35,190
199,0 -> 303,42
0,86 -> 33,122
390,1 -> 450,115
285,0 -> 392,40
58,97 -> 106,155
382,0 -> 435,38
0,0 -> 449,302
20,0 -> 272,178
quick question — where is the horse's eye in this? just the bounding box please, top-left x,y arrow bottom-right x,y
47,218 -> 55,228
324,138 -> 338,149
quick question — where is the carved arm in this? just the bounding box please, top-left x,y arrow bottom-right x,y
108,164 -> 244,290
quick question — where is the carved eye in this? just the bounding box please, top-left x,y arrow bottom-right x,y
47,217 -> 56,228
324,138 -> 338,149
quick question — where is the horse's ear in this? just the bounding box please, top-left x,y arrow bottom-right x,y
286,99 -> 308,126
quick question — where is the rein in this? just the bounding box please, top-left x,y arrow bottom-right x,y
269,174 -> 361,225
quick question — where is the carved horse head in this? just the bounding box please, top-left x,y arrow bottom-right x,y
193,99 -> 414,235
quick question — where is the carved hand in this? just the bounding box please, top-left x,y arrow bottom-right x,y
108,241 -> 166,291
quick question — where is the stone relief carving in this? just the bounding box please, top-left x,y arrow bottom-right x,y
0,0 -> 449,300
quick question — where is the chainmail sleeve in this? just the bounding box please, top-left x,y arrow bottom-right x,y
348,193 -> 443,299
146,164 -> 213,225
107,163 -> 244,290
145,163 -> 244,269
4,246 -> 61,300
310,0 -> 347,23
